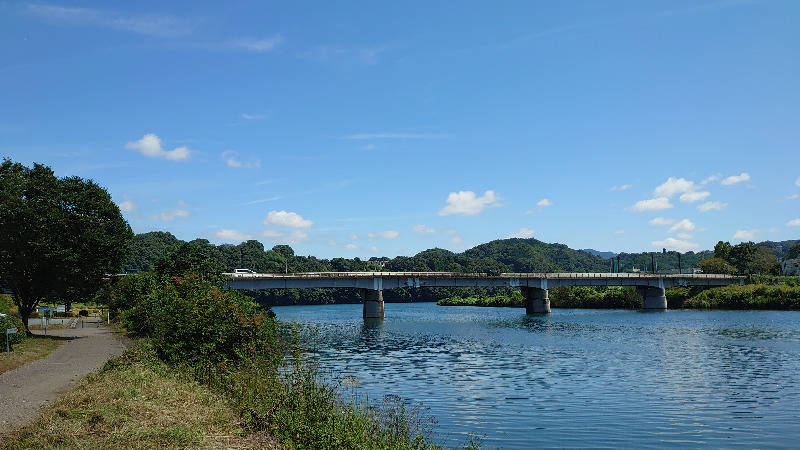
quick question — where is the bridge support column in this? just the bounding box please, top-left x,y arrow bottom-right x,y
362,289 -> 384,319
523,287 -> 550,314
637,286 -> 667,309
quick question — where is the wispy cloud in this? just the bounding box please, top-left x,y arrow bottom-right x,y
368,230 -> 401,240
26,4 -> 197,38
631,197 -> 673,212
117,199 -> 136,213
241,113 -> 269,120
227,35 -> 283,52
152,209 -> 191,221
698,201 -> 727,212
651,237 -> 699,253
733,229 -> 758,240
213,228 -> 252,241
610,184 -> 632,191
506,228 -> 535,239
342,132 -> 447,140
787,219 -> 800,227
222,150 -> 260,168
721,172 -> 751,186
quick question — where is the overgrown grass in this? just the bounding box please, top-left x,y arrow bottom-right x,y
1,342 -> 269,450
0,334 -> 63,375
100,273 -> 447,449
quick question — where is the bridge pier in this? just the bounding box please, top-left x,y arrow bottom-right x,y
362,289 -> 385,319
522,287 -> 550,314
637,286 -> 667,309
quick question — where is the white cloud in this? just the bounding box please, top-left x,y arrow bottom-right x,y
242,113 -> 268,120
154,209 -> 191,221
222,150 -> 260,169
229,35 -> 283,52
117,200 -> 136,213
733,229 -> 758,240
721,172 -> 750,186
506,228 -> 535,239
668,218 -> 696,234
702,175 -> 720,185
679,190 -> 710,203
413,225 -> 437,234
654,177 -> 697,198
537,198 -> 552,207
344,244 -> 358,251
796,177 -> 800,187
368,230 -> 401,240
214,229 -> 251,241
698,201 -> 727,212
614,229 -> 625,234
787,219 -> 800,227
677,233 -> 694,240
450,236 -> 464,244
263,211 -> 313,228
26,4 -> 196,38
632,197 -> 673,212
343,132 -> 446,140
651,238 -> 699,253
785,194 -> 799,200
261,230 -> 310,244
649,217 -> 676,226
438,190 -> 502,216
126,134 -> 191,161
610,184 -> 632,191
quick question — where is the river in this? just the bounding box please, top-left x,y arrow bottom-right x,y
273,302 -> 800,448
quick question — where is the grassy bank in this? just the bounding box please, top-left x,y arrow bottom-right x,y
2,342 -> 266,449
7,272 -> 449,450
0,334 -> 63,375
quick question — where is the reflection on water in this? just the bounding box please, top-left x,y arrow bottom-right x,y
274,303 -> 800,449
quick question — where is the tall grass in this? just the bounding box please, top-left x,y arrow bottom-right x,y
107,273 -> 443,449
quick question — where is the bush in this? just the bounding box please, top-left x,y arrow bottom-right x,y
0,294 -> 16,316
684,284 -> 800,309
122,275 -> 281,367
78,310 -> 89,317
0,315 -> 27,345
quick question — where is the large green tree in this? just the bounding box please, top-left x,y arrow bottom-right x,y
0,160 -> 133,332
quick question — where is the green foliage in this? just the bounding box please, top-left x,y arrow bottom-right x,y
126,231 -> 182,272
0,159 -> 132,330
438,291 -> 525,307
714,241 -> 732,262
122,275 -> 280,366
0,295 -> 15,315
683,284 -> 800,309
549,286 -> 640,309
156,241 -> 224,282
698,257 -> 735,274
785,242 -> 800,260
0,315 -> 27,345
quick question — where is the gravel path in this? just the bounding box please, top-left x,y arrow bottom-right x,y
0,317 -> 129,433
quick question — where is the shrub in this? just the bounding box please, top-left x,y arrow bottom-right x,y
0,315 -> 27,345
79,310 -> 89,317
122,275 -> 281,367
684,284 -> 800,309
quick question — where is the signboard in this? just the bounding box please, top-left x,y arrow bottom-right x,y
57,305 -> 66,313
6,327 -> 19,334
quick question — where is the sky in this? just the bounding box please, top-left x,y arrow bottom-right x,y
1,0 -> 798,260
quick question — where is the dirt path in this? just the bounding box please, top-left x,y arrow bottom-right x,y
0,317 -> 129,432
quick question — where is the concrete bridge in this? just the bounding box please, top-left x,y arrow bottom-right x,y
224,272 -> 743,319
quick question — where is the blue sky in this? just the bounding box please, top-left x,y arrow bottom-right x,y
2,0 -> 798,259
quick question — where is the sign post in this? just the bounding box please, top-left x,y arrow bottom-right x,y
6,327 -> 19,355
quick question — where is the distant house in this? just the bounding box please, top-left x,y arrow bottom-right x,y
782,259 -> 800,276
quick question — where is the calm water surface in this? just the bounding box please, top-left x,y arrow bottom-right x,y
273,303 -> 800,448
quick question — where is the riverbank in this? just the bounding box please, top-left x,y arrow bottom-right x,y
437,283 -> 800,309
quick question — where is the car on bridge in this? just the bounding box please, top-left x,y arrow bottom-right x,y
233,269 -> 257,275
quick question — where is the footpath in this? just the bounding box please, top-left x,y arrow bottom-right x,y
0,317 -> 129,434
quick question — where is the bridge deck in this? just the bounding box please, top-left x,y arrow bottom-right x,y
225,272 -> 742,290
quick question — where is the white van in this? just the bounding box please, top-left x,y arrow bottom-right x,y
233,269 -> 256,274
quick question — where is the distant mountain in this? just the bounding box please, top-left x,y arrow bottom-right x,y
581,249 -> 617,259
